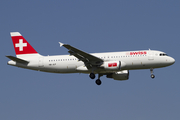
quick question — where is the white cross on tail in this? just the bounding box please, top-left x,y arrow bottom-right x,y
15,39 -> 27,51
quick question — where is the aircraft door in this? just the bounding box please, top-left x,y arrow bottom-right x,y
148,51 -> 154,60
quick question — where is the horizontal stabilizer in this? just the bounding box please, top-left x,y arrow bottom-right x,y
6,56 -> 29,64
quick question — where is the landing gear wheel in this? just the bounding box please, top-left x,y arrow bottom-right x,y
89,73 -> 95,79
150,68 -> 155,79
95,79 -> 102,85
151,74 -> 155,79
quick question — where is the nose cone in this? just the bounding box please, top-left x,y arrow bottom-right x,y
169,57 -> 175,65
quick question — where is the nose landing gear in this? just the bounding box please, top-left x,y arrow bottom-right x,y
150,68 -> 155,79
151,74 -> 155,78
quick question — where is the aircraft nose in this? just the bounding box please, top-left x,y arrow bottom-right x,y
169,57 -> 175,65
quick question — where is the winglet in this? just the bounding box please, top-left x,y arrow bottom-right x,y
59,42 -> 64,47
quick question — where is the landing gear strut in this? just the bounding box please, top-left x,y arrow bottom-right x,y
150,68 -> 155,79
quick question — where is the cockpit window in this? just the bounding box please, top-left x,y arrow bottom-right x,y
159,53 -> 168,56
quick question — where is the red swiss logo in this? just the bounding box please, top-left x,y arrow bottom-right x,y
129,51 -> 147,55
108,63 -> 117,67
11,36 -> 37,55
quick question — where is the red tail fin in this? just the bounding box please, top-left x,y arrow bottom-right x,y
10,32 -> 38,55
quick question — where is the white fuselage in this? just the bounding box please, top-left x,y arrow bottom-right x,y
8,50 -> 175,74
7,32 -> 175,85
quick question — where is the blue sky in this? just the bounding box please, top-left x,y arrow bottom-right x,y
1,0 -> 180,120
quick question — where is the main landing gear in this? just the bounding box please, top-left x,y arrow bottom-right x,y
96,79 -> 101,85
89,73 -> 102,85
150,68 -> 155,79
89,73 -> 95,79
95,74 -> 103,85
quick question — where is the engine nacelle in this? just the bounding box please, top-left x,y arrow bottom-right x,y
106,70 -> 129,81
103,61 -> 121,70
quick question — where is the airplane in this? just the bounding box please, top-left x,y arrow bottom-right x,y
6,32 -> 175,85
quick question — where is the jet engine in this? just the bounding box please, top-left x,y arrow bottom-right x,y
106,70 -> 129,80
102,61 -> 126,71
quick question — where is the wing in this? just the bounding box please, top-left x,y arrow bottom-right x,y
59,42 -> 103,68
